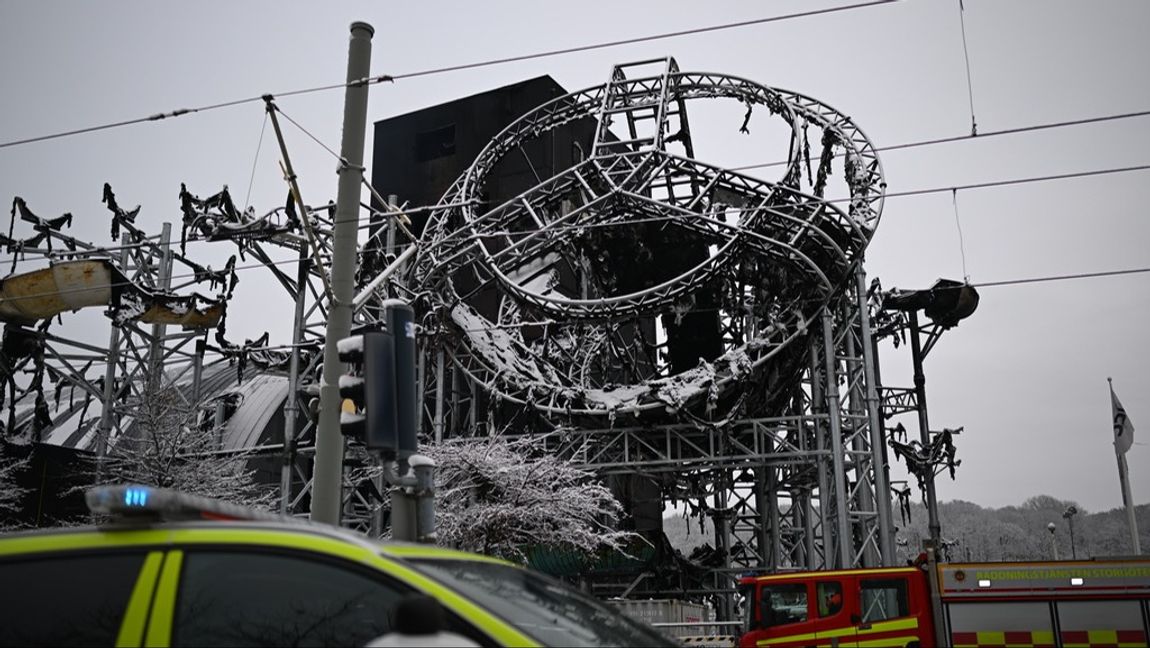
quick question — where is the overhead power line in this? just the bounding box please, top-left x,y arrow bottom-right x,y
973,267 -> 1150,289
0,0 -> 899,151
732,108 -> 1150,173
4,160 -> 1149,267
0,236 -> 1145,314
884,163 -> 1150,201
2,159 -> 1149,303
387,0 -> 901,81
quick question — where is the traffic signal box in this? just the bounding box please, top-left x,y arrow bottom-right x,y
337,302 -> 417,458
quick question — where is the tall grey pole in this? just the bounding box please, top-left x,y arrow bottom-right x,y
908,311 -> 942,552
856,267 -> 896,564
822,308 -> 853,568
809,344 -> 831,567
311,21 -> 374,525
96,241 -> 128,477
1118,453 -> 1141,554
1111,377 -> 1142,554
147,223 -> 173,393
280,249 -> 309,514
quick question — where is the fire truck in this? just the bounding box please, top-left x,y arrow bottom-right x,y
737,554 -> 1150,647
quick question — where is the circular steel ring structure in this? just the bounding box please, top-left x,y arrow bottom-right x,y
412,60 -> 885,422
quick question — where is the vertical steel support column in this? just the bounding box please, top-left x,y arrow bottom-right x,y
802,488 -> 816,569
451,362 -> 462,436
96,242 -> 128,472
416,349 -> 426,436
809,344 -> 831,567
753,467 -> 769,568
908,310 -> 942,551
822,308 -> 852,568
312,21 -> 374,525
281,249 -> 310,514
765,434 -> 781,570
386,195 -> 397,261
844,308 -> 878,567
191,340 -> 205,403
434,349 -> 446,443
856,268 -> 896,563
146,223 -> 173,393
713,462 -> 733,621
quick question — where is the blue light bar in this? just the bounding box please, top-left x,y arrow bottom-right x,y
86,484 -> 305,525
124,487 -> 150,507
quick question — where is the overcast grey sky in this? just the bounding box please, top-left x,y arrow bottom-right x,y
1,0 -> 1147,513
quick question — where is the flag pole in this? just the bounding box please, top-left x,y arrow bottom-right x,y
1117,452 -> 1141,554
1110,377 -> 1141,555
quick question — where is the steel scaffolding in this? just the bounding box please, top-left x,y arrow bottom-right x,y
3,57 -> 925,612
403,58 -> 897,607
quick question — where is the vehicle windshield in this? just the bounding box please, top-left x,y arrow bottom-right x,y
752,582 -> 808,629
408,558 -> 676,647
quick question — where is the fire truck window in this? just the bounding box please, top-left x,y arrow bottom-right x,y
817,582 -> 843,618
1056,600 -> 1146,646
947,602 -> 1054,646
759,584 -> 808,628
860,578 -> 909,622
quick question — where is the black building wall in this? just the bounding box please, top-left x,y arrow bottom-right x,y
371,75 -> 598,235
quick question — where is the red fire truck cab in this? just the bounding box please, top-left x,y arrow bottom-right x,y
738,558 -> 1150,647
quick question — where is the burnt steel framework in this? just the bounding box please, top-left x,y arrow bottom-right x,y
2,57 -> 972,614
405,58 -> 896,607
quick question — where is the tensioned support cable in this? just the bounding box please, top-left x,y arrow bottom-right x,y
0,1 -> 897,150
958,0 -> 978,136
262,96 -> 336,300
952,188 -> 970,282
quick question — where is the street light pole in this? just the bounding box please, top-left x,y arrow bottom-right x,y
311,21 -> 375,525
1063,506 -> 1078,560
1047,522 -> 1059,560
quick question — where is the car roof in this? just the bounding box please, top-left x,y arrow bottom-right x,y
0,519 -> 521,571
1,485 -> 521,570
378,542 -> 515,566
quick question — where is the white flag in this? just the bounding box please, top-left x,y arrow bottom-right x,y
1111,384 -> 1135,455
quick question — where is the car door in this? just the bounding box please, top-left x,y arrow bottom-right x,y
812,577 -> 858,647
856,575 -> 920,646
0,548 -> 164,647
140,533 -> 518,647
149,548 -> 419,646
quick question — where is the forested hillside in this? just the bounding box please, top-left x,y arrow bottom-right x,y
664,496 -> 1150,563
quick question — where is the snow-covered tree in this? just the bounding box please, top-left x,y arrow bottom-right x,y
96,388 -> 273,509
425,436 -> 638,563
0,442 -> 32,528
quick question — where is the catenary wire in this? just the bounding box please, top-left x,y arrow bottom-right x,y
951,189 -> 969,282
447,267 -> 1150,332
243,111 -> 270,213
972,267 -> 1150,289
249,101 -> 1150,242
731,108 -> 1150,173
1,161 -> 1148,305
4,159 -> 1149,268
956,0 -> 978,136
387,1 -> 901,81
4,245 -> 1146,332
0,0 -> 899,150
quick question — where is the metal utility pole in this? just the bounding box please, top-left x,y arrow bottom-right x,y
311,21 -> 374,525
908,310 -> 942,553
1063,506 -> 1078,559
1047,523 -> 1059,560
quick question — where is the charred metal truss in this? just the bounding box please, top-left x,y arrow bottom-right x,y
0,180 -> 365,522
406,58 -> 896,607
4,57 -> 908,613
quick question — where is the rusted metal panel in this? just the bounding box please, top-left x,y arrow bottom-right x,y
0,260 -> 114,324
0,260 -> 225,329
